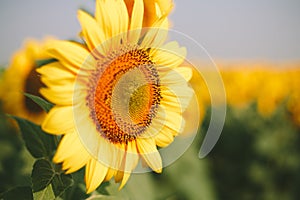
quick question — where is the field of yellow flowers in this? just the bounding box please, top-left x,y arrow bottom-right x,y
189,61 -> 300,127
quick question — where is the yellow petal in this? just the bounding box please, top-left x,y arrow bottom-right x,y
136,138 -> 162,173
151,41 -> 187,70
42,106 -> 74,134
116,0 -> 130,35
53,132 -> 90,173
158,104 -> 183,128
77,10 -> 107,54
113,143 -> 127,184
37,62 -> 75,81
40,76 -> 74,90
160,67 -> 192,85
114,141 -> 138,187
143,0 -> 173,27
119,141 -> 139,189
141,16 -> 169,48
128,0 -> 144,44
73,102 -> 109,167
85,159 -> 108,193
124,140 -> 139,173
154,125 -> 175,147
40,75 -> 74,90
95,0 -> 128,39
114,170 -> 124,183
146,104 -> 184,139
156,0 -> 174,15
39,87 -> 73,106
160,68 -> 194,111
95,0 -> 106,37
53,133 -> 76,162
174,67 -> 193,81
104,168 -> 117,182
123,0 -> 134,17
97,138 -> 123,171
37,62 -> 75,106
143,0 -> 157,27
161,85 -> 193,111
46,40 -> 89,74
119,173 -> 131,189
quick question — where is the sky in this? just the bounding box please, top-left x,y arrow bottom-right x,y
0,0 -> 300,64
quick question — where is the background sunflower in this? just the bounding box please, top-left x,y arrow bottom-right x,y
0,39 -> 52,124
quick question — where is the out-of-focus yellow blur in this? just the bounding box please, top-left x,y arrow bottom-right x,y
184,61 -> 300,134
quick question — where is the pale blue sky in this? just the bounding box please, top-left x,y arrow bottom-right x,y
0,0 -> 300,64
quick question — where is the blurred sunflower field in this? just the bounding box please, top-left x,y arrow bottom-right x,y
1,1 -> 300,200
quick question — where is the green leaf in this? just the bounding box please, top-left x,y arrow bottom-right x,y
102,181 -> 120,195
32,159 -> 56,192
1,186 -> 33,200
31,159 -> 74,198
24,93 -> 54,113
9,116 -> 56,158
35,58 -> 57,68
52,173 -> 74,197
33,184 -> 55,200
63,184 -> 89,200
96,181 -> 110,195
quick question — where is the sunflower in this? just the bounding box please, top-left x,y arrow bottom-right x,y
0,39 -> 50,124
38,0 -> 193,193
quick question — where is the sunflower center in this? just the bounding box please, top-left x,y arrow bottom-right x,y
87,46 -> 162,144
129,84 -> 151,122
24,67 -> 44,113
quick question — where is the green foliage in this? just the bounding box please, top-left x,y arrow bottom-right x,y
96,182 -> 110,195
203,104 -> 300,200
24,93 -> 54,113
33,184 -> 55,200
31,158 -> 73,197
51,173 -> 74,197
32,159 -> 56,192
9,116 -> 56,159
0,106 -> 32,194
1,95 -> 77,199
1,186 -> 33,200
